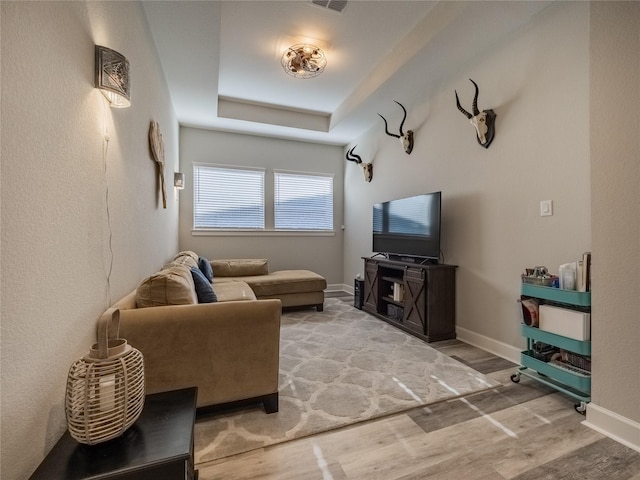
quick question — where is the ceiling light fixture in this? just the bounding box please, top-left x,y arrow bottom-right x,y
281,44 -> 327,79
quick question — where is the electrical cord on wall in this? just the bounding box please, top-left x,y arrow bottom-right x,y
102,97 -> 114,307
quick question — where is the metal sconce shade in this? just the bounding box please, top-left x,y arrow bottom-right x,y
95,45 -> 131,108
281,44 -> 327,79
174,172 -> 185,189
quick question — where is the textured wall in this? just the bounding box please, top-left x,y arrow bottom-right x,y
589,1 -> 640,424
343,2 -> 590,351
1,2 -> 179,478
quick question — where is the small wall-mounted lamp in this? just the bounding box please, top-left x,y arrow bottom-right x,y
95,45 -> 131,108
174,172 -> 185,190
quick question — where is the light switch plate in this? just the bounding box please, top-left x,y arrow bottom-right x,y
540,200 -> 553,217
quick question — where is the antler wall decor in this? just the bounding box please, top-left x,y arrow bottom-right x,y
148,121 -> 167,208
378,101 -> 414,154
455,79 -> 496,148
345,145 -> 373,183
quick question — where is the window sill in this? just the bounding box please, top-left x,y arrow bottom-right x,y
192,229 -> 335,237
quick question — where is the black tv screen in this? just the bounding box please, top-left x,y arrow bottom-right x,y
372,192 -> 441,261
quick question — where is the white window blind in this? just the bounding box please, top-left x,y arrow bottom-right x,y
193,165 -> 265,229
274,171 -> 333,230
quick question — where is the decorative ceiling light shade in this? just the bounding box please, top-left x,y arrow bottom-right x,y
95,45 -> 131,108
281,44 -> 327,79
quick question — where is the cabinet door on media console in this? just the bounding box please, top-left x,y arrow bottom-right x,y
363,259 -> 379,311
422,266 -> 457,342
403,267 -> 426,334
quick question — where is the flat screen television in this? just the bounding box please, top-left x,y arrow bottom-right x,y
372,191 -> 442,262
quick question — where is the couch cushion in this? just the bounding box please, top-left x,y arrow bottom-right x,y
136,265 -> 198,307
210,259 -> 269,277
198,257 -> 214,282
243,270 -> 327,297
190,267 -> 217,303
212,276 -> 234,283
213,281 -> 257,302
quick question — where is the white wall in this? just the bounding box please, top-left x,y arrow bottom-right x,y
589,1 -> 640,428
344,2 -> 590,352
178,127 -> 344,285
1,2 -> 179,478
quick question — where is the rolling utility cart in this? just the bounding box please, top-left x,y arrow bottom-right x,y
511,284 -> 591,414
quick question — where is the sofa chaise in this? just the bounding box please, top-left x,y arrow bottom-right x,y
209,258 -> 327,311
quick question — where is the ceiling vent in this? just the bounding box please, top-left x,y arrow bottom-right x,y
309,0 -> 348,14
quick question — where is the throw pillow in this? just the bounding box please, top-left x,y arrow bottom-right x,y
198,257 -> 214,282
136,265 -> 198,307
170,251 -> 199,270
210,259 -> 269,277
190,267 -> 217,303
173,250 -> 199,262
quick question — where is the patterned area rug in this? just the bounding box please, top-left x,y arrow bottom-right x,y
194,297 -> 499,465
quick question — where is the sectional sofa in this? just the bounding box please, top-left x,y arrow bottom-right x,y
113,252 -> 326,412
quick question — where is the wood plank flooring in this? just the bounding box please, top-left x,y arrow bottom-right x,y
197,294 -> 640,480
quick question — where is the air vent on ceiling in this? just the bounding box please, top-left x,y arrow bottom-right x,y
309,0 -> 348,14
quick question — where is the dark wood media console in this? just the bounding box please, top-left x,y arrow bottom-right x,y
362,257 -> 457,343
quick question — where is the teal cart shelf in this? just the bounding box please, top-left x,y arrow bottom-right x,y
512,283 -> 592,414
521,325 -> 591,356
521,284 -> 591,307
519,351 -> 591,394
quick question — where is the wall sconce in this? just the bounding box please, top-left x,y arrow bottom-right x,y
95,45 -> 131,108
174,172 -> 185,190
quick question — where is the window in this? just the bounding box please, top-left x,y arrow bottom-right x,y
274,171 -> 333,230
193,164 -> 265,229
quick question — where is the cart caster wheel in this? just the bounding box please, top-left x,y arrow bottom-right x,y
510,373 -> 520,383
574,402 -> 587,415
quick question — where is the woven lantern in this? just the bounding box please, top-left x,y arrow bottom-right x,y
65,307 -> 145,445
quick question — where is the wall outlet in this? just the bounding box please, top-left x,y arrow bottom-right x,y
540,200 -> 553,216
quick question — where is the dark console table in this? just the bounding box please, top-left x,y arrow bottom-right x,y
30,387 -> 198,480
362,257 -> 457,342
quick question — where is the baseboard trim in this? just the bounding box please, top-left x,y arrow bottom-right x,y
326,283 -> 348,293
455,326 -> 521,364
583,403 -> 640,453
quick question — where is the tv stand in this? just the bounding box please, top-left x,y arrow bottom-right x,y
386,254 -> 437,265
362,257 -> 457,343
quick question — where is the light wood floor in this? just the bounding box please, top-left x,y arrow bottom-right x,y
197,295 -> 640,480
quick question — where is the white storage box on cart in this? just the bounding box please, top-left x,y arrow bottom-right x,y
539,304 -> 590,341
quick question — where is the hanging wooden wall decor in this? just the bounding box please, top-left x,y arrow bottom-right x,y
149,121 -> 167,208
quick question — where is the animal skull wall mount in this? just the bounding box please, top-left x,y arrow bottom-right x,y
455,79 -> 496,148
378,101 -> 414,154
345,145 -> 373,183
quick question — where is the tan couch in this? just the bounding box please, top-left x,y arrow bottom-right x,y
114,254 -> 282,412
112,254 -> 326,413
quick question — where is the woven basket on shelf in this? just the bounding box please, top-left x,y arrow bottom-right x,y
65,307 -> 145,445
